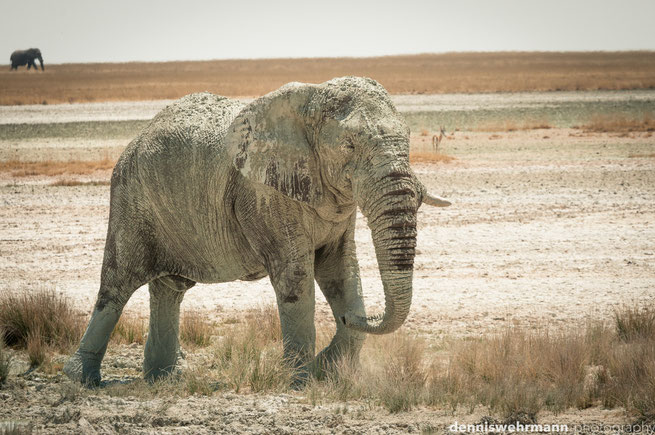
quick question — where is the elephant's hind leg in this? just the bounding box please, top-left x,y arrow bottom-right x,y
144,275 -> 195,381
64,267 -> 151,386
64,209 -> 160,386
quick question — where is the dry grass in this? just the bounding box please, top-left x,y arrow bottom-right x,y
410,152 -> 455,164
578,113 -> 655,133
0,289 -> 85,357
180,310 -> 214,348
1,293 -> 653,420
110,315 -> 147,345
615,304 -> 655,342
210,306 -> 291,393
2,52 -> 654,105
474,119 -> 553,132
307,304 -> 655,419
0,158 -> 116,177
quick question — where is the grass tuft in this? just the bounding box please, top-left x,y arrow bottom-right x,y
614,305 -> 655,342
409,152 -> 455,164
26,328 -> 48,368
180,310 -> 214,348
110,314 -> 146,345
0,289 -> 85,353
211,311 -> 291,393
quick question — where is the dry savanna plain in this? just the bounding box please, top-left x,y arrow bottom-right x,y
1,52 -> 655,433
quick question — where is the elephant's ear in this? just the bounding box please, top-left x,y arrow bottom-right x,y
225,84 -> 323,205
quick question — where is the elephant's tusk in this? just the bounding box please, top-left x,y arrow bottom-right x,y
424,193 -> 451,207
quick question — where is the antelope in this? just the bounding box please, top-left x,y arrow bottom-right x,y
432,126 -> 446,151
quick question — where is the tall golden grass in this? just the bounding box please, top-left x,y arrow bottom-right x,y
2,52 -> 654,105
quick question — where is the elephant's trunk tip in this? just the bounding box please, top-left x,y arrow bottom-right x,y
342,310 -> 404,335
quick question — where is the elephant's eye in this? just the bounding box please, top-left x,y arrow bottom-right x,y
344,137 -> 356,151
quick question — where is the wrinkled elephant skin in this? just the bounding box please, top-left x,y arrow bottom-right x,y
64,77 -> 450,386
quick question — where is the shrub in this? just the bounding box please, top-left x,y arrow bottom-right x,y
0,289 -> 84,353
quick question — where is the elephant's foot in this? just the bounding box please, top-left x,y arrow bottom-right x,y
63,350 -> 102,387
291,368 -> 311,390
314,335 -> 364,378
143,349 -> 185,382
143,365 -> 179,382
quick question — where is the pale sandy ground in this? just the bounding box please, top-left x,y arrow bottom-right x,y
2,90 -> 653,124
0,102 -> 654,432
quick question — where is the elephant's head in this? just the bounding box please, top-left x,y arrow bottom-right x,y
30,48 -> 44,70
226,77 -> 449,335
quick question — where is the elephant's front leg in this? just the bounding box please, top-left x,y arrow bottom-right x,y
269,254 -> 316,382
314,217 -> 366,370
143,276 -> 194,381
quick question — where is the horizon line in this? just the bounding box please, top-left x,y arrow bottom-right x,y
7,49 -> 654,67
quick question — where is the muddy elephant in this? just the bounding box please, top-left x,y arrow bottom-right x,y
64,77 -> 450,386
10,48 -> 44,71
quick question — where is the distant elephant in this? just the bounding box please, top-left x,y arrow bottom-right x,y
64,77 -> 450,386
10,48 -> 44,71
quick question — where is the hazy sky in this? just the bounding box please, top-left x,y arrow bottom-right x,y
3,0 -> 654,64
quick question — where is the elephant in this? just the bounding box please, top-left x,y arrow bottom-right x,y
10,48 -> 44,71
63,76 -> 450,386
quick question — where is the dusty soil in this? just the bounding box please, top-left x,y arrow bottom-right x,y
0,96 -> 654,432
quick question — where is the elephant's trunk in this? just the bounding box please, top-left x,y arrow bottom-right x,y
344,168 -> 418,335
38,56 -> 44,70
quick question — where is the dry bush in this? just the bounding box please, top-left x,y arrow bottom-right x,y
420,129 -> 429,136
474,119 -> 553,132
0,157 -> 116,177
437,329 -> 589,417
211,306 -> 291,393
615,305 -> 655,342
306,333 -> 430,413
0,289 -> 85,353
579,113 -> 655,133
180,310 -> 214,348
2,52 -> 654,105
26,328 -> 48,368
110,314 -> 146,345
409,152 -> 455,164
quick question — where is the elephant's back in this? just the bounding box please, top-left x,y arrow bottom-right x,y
148,92 -> 244,150
115,92 -> 244,177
